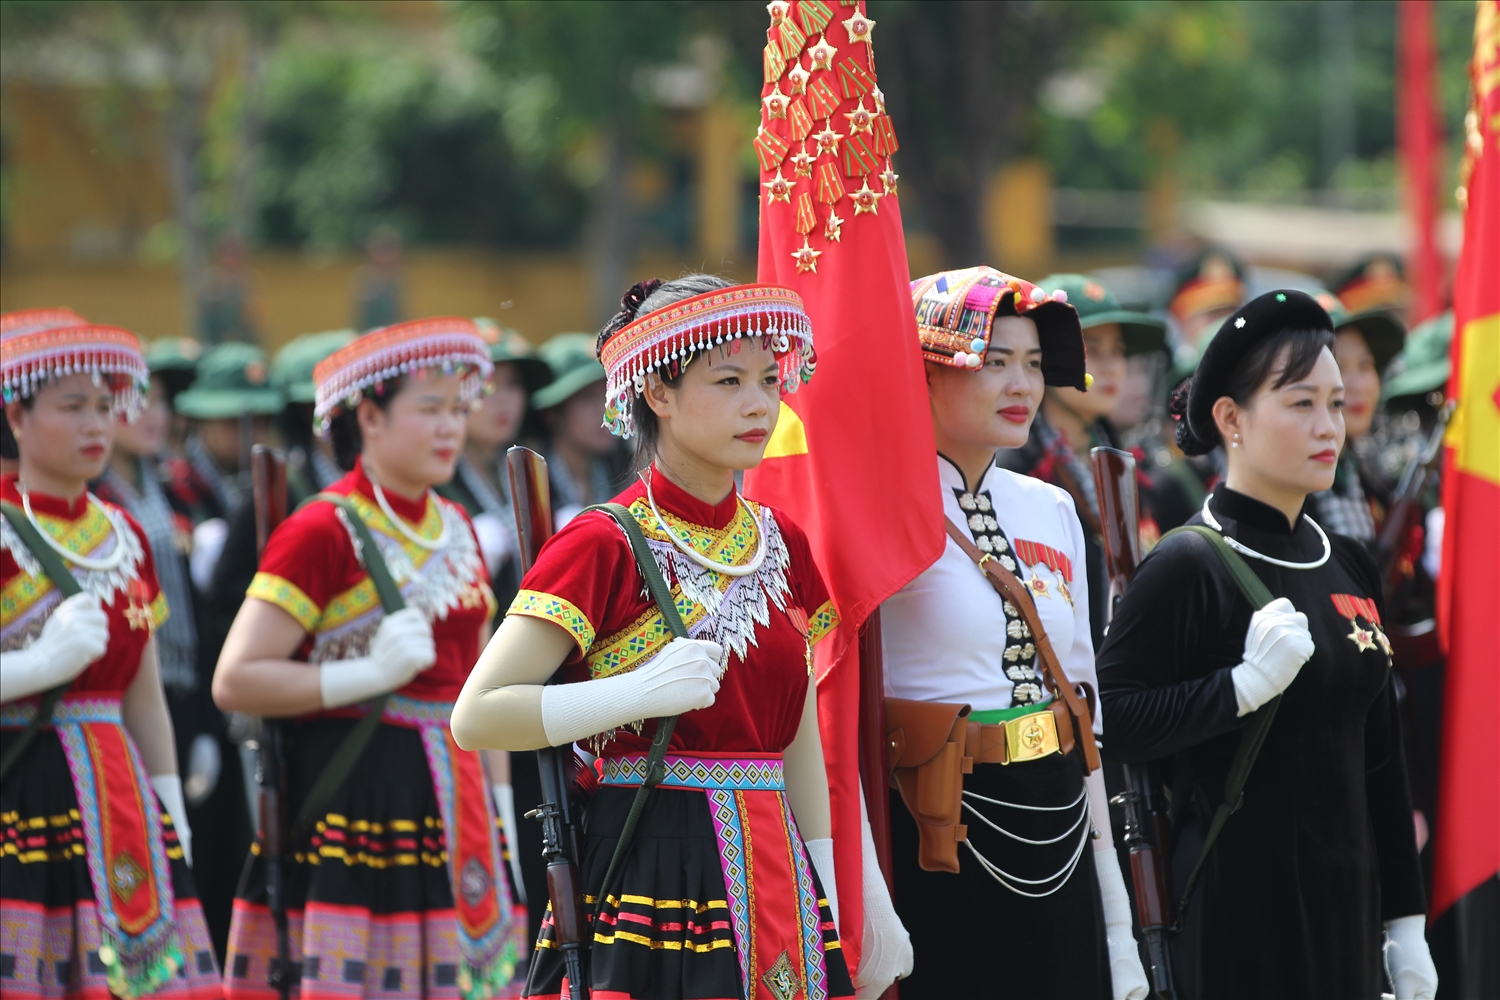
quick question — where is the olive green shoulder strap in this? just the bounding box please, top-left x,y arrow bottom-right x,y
1162,523 -> 1280,915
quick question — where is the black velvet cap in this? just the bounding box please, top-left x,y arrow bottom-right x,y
1178,289 -> 1333,454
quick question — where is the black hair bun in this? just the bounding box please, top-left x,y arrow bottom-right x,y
1169,377 -> 1214,456
596,278 -> 665,359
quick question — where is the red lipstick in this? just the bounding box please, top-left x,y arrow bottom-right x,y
737,429 -> 769,444
1311,449 -> 1337,464
999,405 -> 1030,425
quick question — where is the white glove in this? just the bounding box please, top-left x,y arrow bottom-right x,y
471,512 -> 517,578
1095,849 -> 1150,1000
182,733 -> 222,806
492,782 -> 527,905
151,774 -> 192,868
319,608 -> 436,709
189,517 -> 228,591
854,794 -> 913,999
539,637 -> 723,747
1231,597 -> 1315,716
0,593 -> 109,703
1384,914 -> 1438,1000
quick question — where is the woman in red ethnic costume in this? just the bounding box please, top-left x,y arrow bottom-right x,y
451,276 -> 911,1000
213,319 -> 524,999
1,310 -> 222,999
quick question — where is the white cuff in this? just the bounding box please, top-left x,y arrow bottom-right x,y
150,774 -> 192,868
492,783 -> 526,906
804,837 -> 839,926
319,657 -> 381,709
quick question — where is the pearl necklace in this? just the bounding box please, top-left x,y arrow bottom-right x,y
1201,494 -> 1330,570
371,480 -> 448,551
643,470 -> 767,577
19,485 -> 128,572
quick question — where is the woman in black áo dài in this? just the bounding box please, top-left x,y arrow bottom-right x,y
1096,290 -> 1438,1000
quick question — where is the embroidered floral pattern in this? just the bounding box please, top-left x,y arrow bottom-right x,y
509,590 -> 596,652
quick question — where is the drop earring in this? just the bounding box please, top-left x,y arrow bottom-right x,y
1230,434 -> 1240,449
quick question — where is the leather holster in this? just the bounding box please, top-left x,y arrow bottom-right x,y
885,697 -> 973,873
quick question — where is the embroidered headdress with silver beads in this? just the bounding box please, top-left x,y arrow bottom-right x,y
596,284 -> 816,438
313,317 -> 494,432
1,314 -> 149,419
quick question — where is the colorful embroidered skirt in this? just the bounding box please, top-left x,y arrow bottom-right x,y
1,696 -> 222,999
525,752 -> 853,1000
224,698 -> 525,1000
889,748 -> 1108,999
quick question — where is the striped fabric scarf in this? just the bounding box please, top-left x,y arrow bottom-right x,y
98,459 -> 200,693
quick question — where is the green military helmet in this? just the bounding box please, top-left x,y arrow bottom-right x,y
474,318 -> 554,394
1382,311 -> 1452,402
173,341 -> 283,419
531,333 -> 606,409
271,330 -> 357,405
1039,273 -> 1167,358
1311,290 -> 1406,376
143,337 -> 203,399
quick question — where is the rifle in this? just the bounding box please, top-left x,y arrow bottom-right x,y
1374,401 -> 1453,605
506,446 -> 590,1000
250,445 -> 296,1000
1091,446 -> 1175,1000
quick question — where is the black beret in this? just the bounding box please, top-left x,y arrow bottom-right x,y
1176,289 -> 1333,454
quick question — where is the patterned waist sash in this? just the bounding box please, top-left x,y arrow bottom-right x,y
601,752 -> 785,791
1,695 -> 182,996
598,751 -> 832,1000
381,694 -> 518,994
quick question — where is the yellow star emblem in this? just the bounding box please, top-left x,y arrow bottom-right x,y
791,238 -> 822,274
762,168 -> 794,204
850,177 -> 883,216
1347,621 -> 1378,652
125,599 -> 154,632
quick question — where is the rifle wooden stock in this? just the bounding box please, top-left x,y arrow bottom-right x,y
251,445 -> 297,998
1374,402 -> 1452,605
507,445 -> 589,1000
1091,446 -> 1176,1000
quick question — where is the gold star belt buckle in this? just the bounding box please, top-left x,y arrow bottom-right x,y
1003,708 -> 1061,764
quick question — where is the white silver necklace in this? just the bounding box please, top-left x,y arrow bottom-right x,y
1201,494 -> 1330,570
19,485 -> 128,572
643,469 -> 767,577
371,480 -> 448,551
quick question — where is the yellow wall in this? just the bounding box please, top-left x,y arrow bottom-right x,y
0,249 -> 757,350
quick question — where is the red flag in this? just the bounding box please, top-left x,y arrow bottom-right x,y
743,0 -> 944,968
1431,0 -> 1500,921
1398,0 -> 1447,324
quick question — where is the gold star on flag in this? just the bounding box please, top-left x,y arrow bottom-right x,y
807,32 -> 837,72
766,0 -> 790,25
844,96 -> 875,135
842,9 -> 875,46
812,122 -> 843,158
763,168 -> 794,204
790,149 -> 817,178
850,177 -> 883,215
823,208 -> 845,243
762,83 -> 789,121
791,237 -> 823,273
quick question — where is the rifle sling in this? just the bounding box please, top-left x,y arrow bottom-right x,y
942,517 -> 1102,773
288,493 -> 408,842
1163,524 -> 1279,917
580,503 -> 689,922
0,501 -> 86,780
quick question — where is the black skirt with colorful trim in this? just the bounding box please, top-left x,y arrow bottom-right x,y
526,754 -> 854,1000
223,707 -> 526,1000
890,747 -> 1109,1000
1,716 -> 222,999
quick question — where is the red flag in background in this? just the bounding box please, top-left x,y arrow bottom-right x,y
1431,0 -> 1500,921
742,0 -> 944,968
1398,0 -> 1447,323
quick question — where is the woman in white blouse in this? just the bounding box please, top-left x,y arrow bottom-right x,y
881,267 -> 1147,1000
